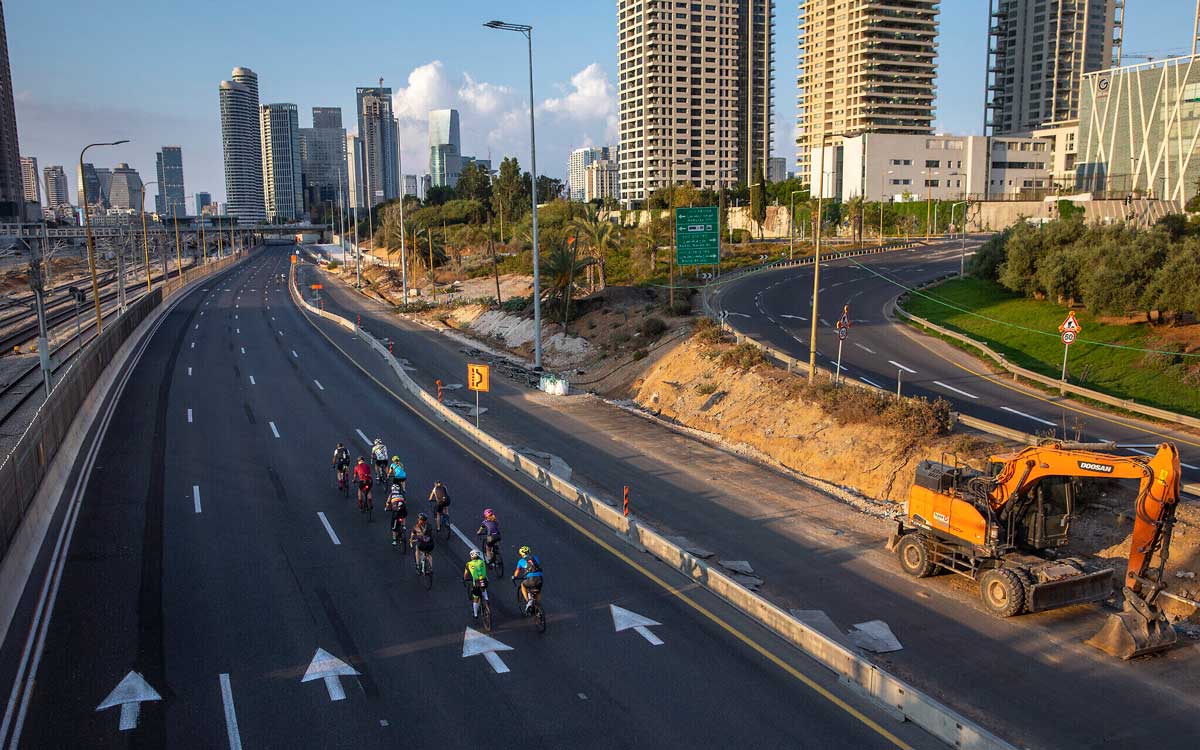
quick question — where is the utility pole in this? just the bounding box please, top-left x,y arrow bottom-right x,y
29,238 -> 52,397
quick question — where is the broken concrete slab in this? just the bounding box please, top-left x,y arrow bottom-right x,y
847,620 -> 903,653
664,536 -> 715,559
442,383 -> 464,390
790,610 -> 855,649
719,559 -> 755,576
468,407 -> 489,417
728,573 -> 764,591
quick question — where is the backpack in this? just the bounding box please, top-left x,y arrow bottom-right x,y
523,556 -> 541,575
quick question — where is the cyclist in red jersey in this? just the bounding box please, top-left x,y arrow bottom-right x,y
352,457 -> 373,511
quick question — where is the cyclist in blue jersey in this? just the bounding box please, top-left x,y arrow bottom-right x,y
511,545 -> 543,615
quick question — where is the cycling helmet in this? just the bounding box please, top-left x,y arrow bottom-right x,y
357,456 -> 365,462
483,508 -> 495,518
391,456 -> 400,463
519,546 -> 531,557
336,442 -> 344,448
418,512 -> 427,521
374,438 -> 382,445
469,549 -> 481,559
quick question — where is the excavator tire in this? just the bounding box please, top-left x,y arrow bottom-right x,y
895,534 -> 935,578
979,568 -> 1027,617
1013,568 -> 1037,613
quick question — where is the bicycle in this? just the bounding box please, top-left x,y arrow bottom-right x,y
479,537 -> 504,574
355,481 -> 373,522
416,552 -> 433,590
391,516 -> 408,551
514,578 -> 547,633
430,501 -> 452,541
335,465 -> 349,497
466,579 -> 492,632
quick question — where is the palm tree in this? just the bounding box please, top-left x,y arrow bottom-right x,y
379,204 -> 403,268
540,239 -> 596,326
846,195 -> 865,245
570,206 -> 619,291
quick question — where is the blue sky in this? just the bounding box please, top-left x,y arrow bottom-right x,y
10,0 -> 1200,207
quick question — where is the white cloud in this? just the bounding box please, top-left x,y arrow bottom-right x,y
391,61 -> 455,121
458,73 -> 513,116
541,63 -> 615,121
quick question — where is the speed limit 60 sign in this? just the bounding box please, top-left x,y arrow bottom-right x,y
1061,330 -> 1076,345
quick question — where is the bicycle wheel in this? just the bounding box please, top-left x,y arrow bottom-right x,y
481,598 -> 492,632
424,560 -> 433,591
534,603 -> 546,633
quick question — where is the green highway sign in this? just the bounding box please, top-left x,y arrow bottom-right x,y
675,206 -> 720,266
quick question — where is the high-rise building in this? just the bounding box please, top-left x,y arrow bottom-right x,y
796,0 -> 939,191
767,156 -> 786,183
219,67 -> 266,223
106,163 -> 143,210
195,192 -> 212,216
95,167 -> 113,205
403,174 -> 419,197
584,158 -> 620,203
346,133 -> 363,211
43,165 -> 69,210
429,108 -> 462,188
260,103 -> 304,221
617,0 -> 773,207
985,0 -> 1122,135
0,3 -> 22,220
19,156 -> 38,205
155,146 -> 186,216
356,82 -> 400,204
77,162 -> 103,209
421,174 -> 432,199
568,146 -> 616,201
299,106 -> 347,216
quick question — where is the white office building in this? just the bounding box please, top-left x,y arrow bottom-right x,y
261,103 -> 304,221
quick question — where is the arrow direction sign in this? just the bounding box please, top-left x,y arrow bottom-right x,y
302,648 -> 359,701
462,627 -> 514,673
611,605 -> 665,646
96,671 -> 161,731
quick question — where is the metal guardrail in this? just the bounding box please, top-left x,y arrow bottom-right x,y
0,252 -> 245,560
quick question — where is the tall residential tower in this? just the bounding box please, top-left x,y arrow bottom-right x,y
617,0 -> 773,206
796,0 -> 939,187
428,108 -> 462,188
219,67 -> 266,223
43,165 -> 69,211
260,103 -> 304,221
985,0 -> 1122,135
155,146 -> 186,216
299,106 -> 347,216
356,82 -> 400,205
19,156 -> 38,206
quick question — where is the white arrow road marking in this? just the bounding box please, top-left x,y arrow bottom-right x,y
219,674 -> 243,750
249,376 -> 255,385
314,380 -> 324,391
318,512 -> 341,545
193,485 -> 202,513
302,648 -> 359,701
888,360 -> 916,374
933,381 -> 979,399
859,377 -> 882,389
96,671 -> 161,731
462,627 -> 514,673
611,605 -> 664,646
853,342 -> 876,354
1000,406 -> 1057,426
187,409 -> 193,423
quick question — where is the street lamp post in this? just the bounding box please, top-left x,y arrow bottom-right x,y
486,19 -> 542,370
951,200 -> 969,276
789,189 -> 805,260
79,139 -> 129,334
808,133 -> 845,383
138,180 -> 159,293
924,168 -> 938,240
880,170 -> 894,241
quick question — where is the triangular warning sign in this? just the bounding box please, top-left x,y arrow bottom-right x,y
1058,311 -> 1081,333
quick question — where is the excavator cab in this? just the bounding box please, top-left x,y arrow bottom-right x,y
1012,477 -> 1074,550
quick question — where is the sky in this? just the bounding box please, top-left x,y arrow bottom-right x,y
9,0 -> 1200,208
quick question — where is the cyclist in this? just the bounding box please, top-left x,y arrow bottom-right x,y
511,545 -> 544,615
476,509 -> 501,566
371,438 -> 389,481
388,456 -> 407,492
330,442 -> 350,489
427,481 -> 451,532
351,456 -> 373,512
462,549 -> 489,620
386,483 -> 408,546
410,513 -> 434,572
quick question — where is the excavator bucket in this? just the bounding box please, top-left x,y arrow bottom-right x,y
1086,594 -> 1178,660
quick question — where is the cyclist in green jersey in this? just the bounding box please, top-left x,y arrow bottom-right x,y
462,549 -> 489,620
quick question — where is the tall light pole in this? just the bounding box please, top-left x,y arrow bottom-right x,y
880,170 -> 894,241
924,168 -> 939,240
789,189 -> 805,260
398,130 -> 409,304
138,180 -> 159,293
951,200 -> 969,276
79,139 -> 129,334
809,133 -> 844,383
486,19 -> 542,369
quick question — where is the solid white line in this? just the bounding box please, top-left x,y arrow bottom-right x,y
933,380 -> 979,399
193,485 -> 202,514
318,512 -> 341,545
1000,406 -> 1057,426
219,674 -> 243,750
1184,462 -> 1200,471
356,428 -> 371,448
888,360 -> 916,374
450,523 -> 482,555
859,377 -> 882,388
1126,447 -> 1153,457
314,380 -> 324,391
187,409 -> 193,423
249,376 -> 256,385
853,342 -> 876,354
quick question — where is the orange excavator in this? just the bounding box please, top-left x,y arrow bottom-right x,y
887,441 -> 1181,659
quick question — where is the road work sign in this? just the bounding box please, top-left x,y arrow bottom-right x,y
674,206 -> 720,266
1058,311 -> 1081,334
835,305 -> 851,341
468,363 -> 490,392
310,283 -> 323,290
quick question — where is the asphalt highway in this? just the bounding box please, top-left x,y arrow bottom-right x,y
715,239 -> 1200,478
0,247 -> 930,749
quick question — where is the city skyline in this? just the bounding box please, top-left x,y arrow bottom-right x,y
8,1 -> 1200,209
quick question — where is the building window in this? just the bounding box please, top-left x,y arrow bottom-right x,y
925,160 -> 939,168
925,179 -> 939,187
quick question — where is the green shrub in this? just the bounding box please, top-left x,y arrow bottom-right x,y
717,342 -> 765,371
500,295 -> 529,313
640,317 -> 668,338
694,317 -> 723,345
695,381 -> 717,395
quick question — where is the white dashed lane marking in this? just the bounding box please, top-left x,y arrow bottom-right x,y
888,360 -> 916,374
1000,406 -> 1057,426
